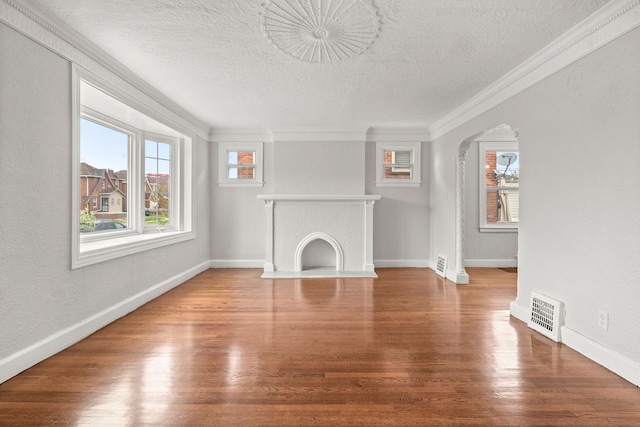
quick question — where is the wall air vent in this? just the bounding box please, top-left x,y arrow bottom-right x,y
528,292 -> 564,342
435,255 -> 447,278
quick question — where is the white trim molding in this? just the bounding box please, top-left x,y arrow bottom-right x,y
464,259 -> 518,268
561,327 -> 640,387
0,261 -> 210,385
366,128 -> 430,143
209,129 -> 274,143
377,260 -> 430,268
209,260 -> 265,269
429,0 -> 640,140
510,300 -> 640,387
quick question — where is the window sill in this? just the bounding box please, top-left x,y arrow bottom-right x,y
479,226 -> 519,233
73,229 -> 194,269
217,181 -> 265,187
375,180 -> 422,188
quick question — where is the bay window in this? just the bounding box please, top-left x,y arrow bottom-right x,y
72,65 -> 193,268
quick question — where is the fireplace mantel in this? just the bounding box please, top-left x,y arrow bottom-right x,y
257,195 -> 381,203
257,194 -> 381,278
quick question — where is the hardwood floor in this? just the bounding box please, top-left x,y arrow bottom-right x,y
1,268 -> 638,426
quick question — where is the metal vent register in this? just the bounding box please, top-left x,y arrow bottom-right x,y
436,255 -> 447,278
528,292 -> 564,342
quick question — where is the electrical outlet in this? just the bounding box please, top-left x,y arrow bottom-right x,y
598,310 -> 609,330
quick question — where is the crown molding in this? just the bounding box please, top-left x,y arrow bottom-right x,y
1,0 -> 210,140
428,0 -> 640,141
271,128 -> 368,142
365,127 -> 430,142
209,129 -> 274,143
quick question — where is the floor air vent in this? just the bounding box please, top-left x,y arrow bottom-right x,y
435,255 -> 447,278
528,292 -> 563,342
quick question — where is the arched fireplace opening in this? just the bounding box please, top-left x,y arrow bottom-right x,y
295,232 -> 344,273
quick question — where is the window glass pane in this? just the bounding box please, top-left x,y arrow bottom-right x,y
486,151 -> 519,185
486,189 -> 519,224
145,140 -> 171,227
228,151 -> 238,165
237,151 -> 255,165
484,150 -> 519,225
227,151 -> 256,180
80,118 -> 129,233
228,167 -> 255,180
157,142 -> 171,160
384,150 -> 412,179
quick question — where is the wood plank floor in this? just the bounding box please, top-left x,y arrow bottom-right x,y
1,268 -> 639,426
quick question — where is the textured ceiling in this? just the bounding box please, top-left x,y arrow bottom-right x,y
21,0 -> 611,131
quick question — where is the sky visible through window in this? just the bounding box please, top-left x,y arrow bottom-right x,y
228,151 -> 238,179
495,151 -> 519,176
81,119 -> 170,176
81,118 -> 128,171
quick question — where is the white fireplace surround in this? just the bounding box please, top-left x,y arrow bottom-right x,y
257,195 -> 381,278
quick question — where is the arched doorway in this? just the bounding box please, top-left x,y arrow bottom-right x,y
454,124 -> 518,284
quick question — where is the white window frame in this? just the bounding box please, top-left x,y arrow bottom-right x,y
478,141 -> 519,233
217,142 -> 264,187
144,132 -> 180,231
375,141 -> 422,187
72,65 -> 194,269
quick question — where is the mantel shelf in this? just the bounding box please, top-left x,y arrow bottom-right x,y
257,195 -> 381,202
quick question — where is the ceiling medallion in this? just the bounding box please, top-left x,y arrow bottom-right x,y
261,0 -> 382,63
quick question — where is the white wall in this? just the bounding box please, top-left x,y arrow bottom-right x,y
366,141 -> 431,266
0,23 -> 210,383
274,140 -> 365,195
209,140 -> 274,267
211,138 -> 432,268
430,27 -> 640,384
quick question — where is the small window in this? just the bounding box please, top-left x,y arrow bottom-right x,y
376,142 -> 421,187
479,142 -> 519,232
228,150 -> 256,180
384,150 -> 412,179
218,142 -> 264,187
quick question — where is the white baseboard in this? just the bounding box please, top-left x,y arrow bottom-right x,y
464,258 -> 518,268
373,260 -> 430,268
511,300 -> 640,387
561,326 -> 640,387
209,260 -> 265,268
209,260 -> 431,270
510,300 -> 530,323
0,261 -> 210,385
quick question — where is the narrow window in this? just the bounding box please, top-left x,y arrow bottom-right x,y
145,139 -> 172,229
479,142 -> 519,231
